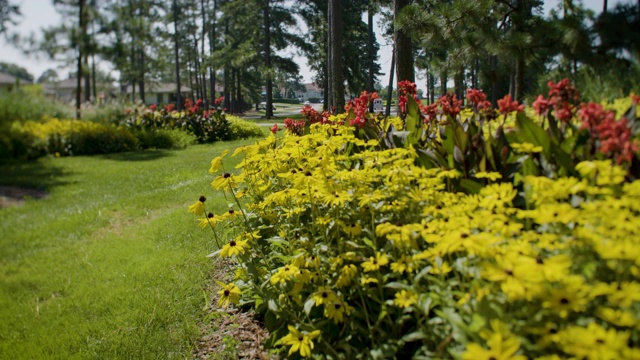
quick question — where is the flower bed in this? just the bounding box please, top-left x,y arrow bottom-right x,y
192,81 -> 640,358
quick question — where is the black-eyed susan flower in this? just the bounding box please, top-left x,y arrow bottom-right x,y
324,300 -> 353,323
393,290 -> 418,308
310,287 -> 339,306
216,281 -> 241,308
277,325 -> 321,358
188,196 -> 206,216
219,237 -> 249,257
361,252 -> 389,272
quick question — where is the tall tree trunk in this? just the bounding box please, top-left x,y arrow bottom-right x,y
84,55 -> 90,102
328,0 -> 345,113
139,49 -> 146,103
187,45 -> 195,100
440,69 -> 447,95
603,0 -> 608,13
76,0 -> 85,119
209,0 -> 217,105
515,54 -> 524,101
173,0 -> 182,110
91,54 -> 97,100
236,69 -> 242,112
201,0 -> 208,107
385,44 -> 395,117
367,5 -> 375,112
394,0 -> 415,83
191,34 -> 201,100
264,0 -> 273,118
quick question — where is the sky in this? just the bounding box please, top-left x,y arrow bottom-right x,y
0,0 -> 630,89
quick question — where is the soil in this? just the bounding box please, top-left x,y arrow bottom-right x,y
0,186 -> 48,208
193,258 -> 276,360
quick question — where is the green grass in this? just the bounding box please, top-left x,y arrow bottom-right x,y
0,141 -> 258,359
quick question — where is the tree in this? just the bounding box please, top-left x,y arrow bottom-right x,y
0,62 -> 34,82
0,0 -> 19,35
327,0 -> 345,112
37,69 -> 60,83
394,0 -> 414,83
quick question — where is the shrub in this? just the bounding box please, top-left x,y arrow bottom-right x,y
192,81 -> 640,359
0,85 -> 73,126
133,129 -> 196,150
227,115 -> 266,140
1,117 -> 139,161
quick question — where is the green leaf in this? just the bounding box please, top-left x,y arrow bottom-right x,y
402,331 -> 427,342
303,298 -> 315,315
460,179 -> 483,194
384,282 -> 412,290
268,299 -> 279,312
515,112 -> 551,158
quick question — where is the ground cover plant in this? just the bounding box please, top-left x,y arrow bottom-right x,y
0,141 -> 263,359
193,80 -> 640,358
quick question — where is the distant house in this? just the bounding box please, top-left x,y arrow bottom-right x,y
42,78 -> 116,103
294,83 -> 323,101
125,83 -> 195,105
0,72 -> 18,91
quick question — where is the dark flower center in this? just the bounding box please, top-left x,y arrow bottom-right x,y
199,196 -> 206,202
207,213 -> 214,219
560,298 -> 569,304
224,290 -> 230,296
334,304 -> 341,309
229,240 -> 236,247
321,292 -> 328,298
223,173 -> 231,178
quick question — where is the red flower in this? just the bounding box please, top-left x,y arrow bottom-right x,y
532,95 -> 550,116
437,93 -> 463,118
577,102 -> 616,135
497,94 -> 524,115
214,96 -> 224,106
270,123 -> 280,134
597,118 -> 639,164
196,99 -> 203,107
284,117 -> 305,136
420,103 -> 438,123
631,94 -> 640,105
149,104 -> 157,112
465,89 -> 486,109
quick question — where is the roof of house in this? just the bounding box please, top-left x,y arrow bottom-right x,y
42,78 -> 115,91
0,72 -> 17,85
125,83 -> 193,94
304,83 -> 322,92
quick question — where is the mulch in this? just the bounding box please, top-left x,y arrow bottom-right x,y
193,258 -> 276,360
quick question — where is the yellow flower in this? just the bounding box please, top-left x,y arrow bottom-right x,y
270,265 -> 300,285
219,238 -> 249,257
463,320 -> 526,360
324,300 -> 353,323
188,196 -> 206,216
511,142 -> 543,153
216,281 -> 241,308
198,213 -> 223,229
209,149 -> 229,174
278,325 -> 321,358
475,171 -> 503,181
393,290 -> 418,308
361,252 -> 389,272
595,307 -> 639,327
555,322 -> 629,360
310,287 -> 339,306
336,264 -> 358,287
211,172 -> 241,190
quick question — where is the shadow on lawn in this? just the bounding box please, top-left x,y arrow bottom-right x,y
0,160 -> 73,207
100,149 -> 172,162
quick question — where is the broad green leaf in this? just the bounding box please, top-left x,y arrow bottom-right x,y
515,112 -> 551,157
460,179 -> 483,194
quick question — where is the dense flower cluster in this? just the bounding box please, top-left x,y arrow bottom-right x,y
345,91 -> 378,128
192,81 -> 640,358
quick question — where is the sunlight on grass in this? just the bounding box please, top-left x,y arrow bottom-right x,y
0,141 -> 258,359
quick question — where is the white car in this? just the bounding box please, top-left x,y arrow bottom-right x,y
304,101 -> 310,106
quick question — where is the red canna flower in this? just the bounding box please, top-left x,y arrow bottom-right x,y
497,94 -> 524,115
465,89 -> 486,109
532,95 -> 550,116
270,123 -> 280,134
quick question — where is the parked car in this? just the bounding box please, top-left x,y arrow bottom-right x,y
304,101 -> 310,106
373,98 -> 383,112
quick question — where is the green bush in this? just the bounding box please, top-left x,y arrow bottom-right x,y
227,115 -> 266,140
133,129 -> 196,150
1,117 -> 139,161
274,98 -> 301,105
81,100 -> 132,125
0,86 -> 73,125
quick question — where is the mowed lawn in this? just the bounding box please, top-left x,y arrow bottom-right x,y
0,141 -> 254,359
